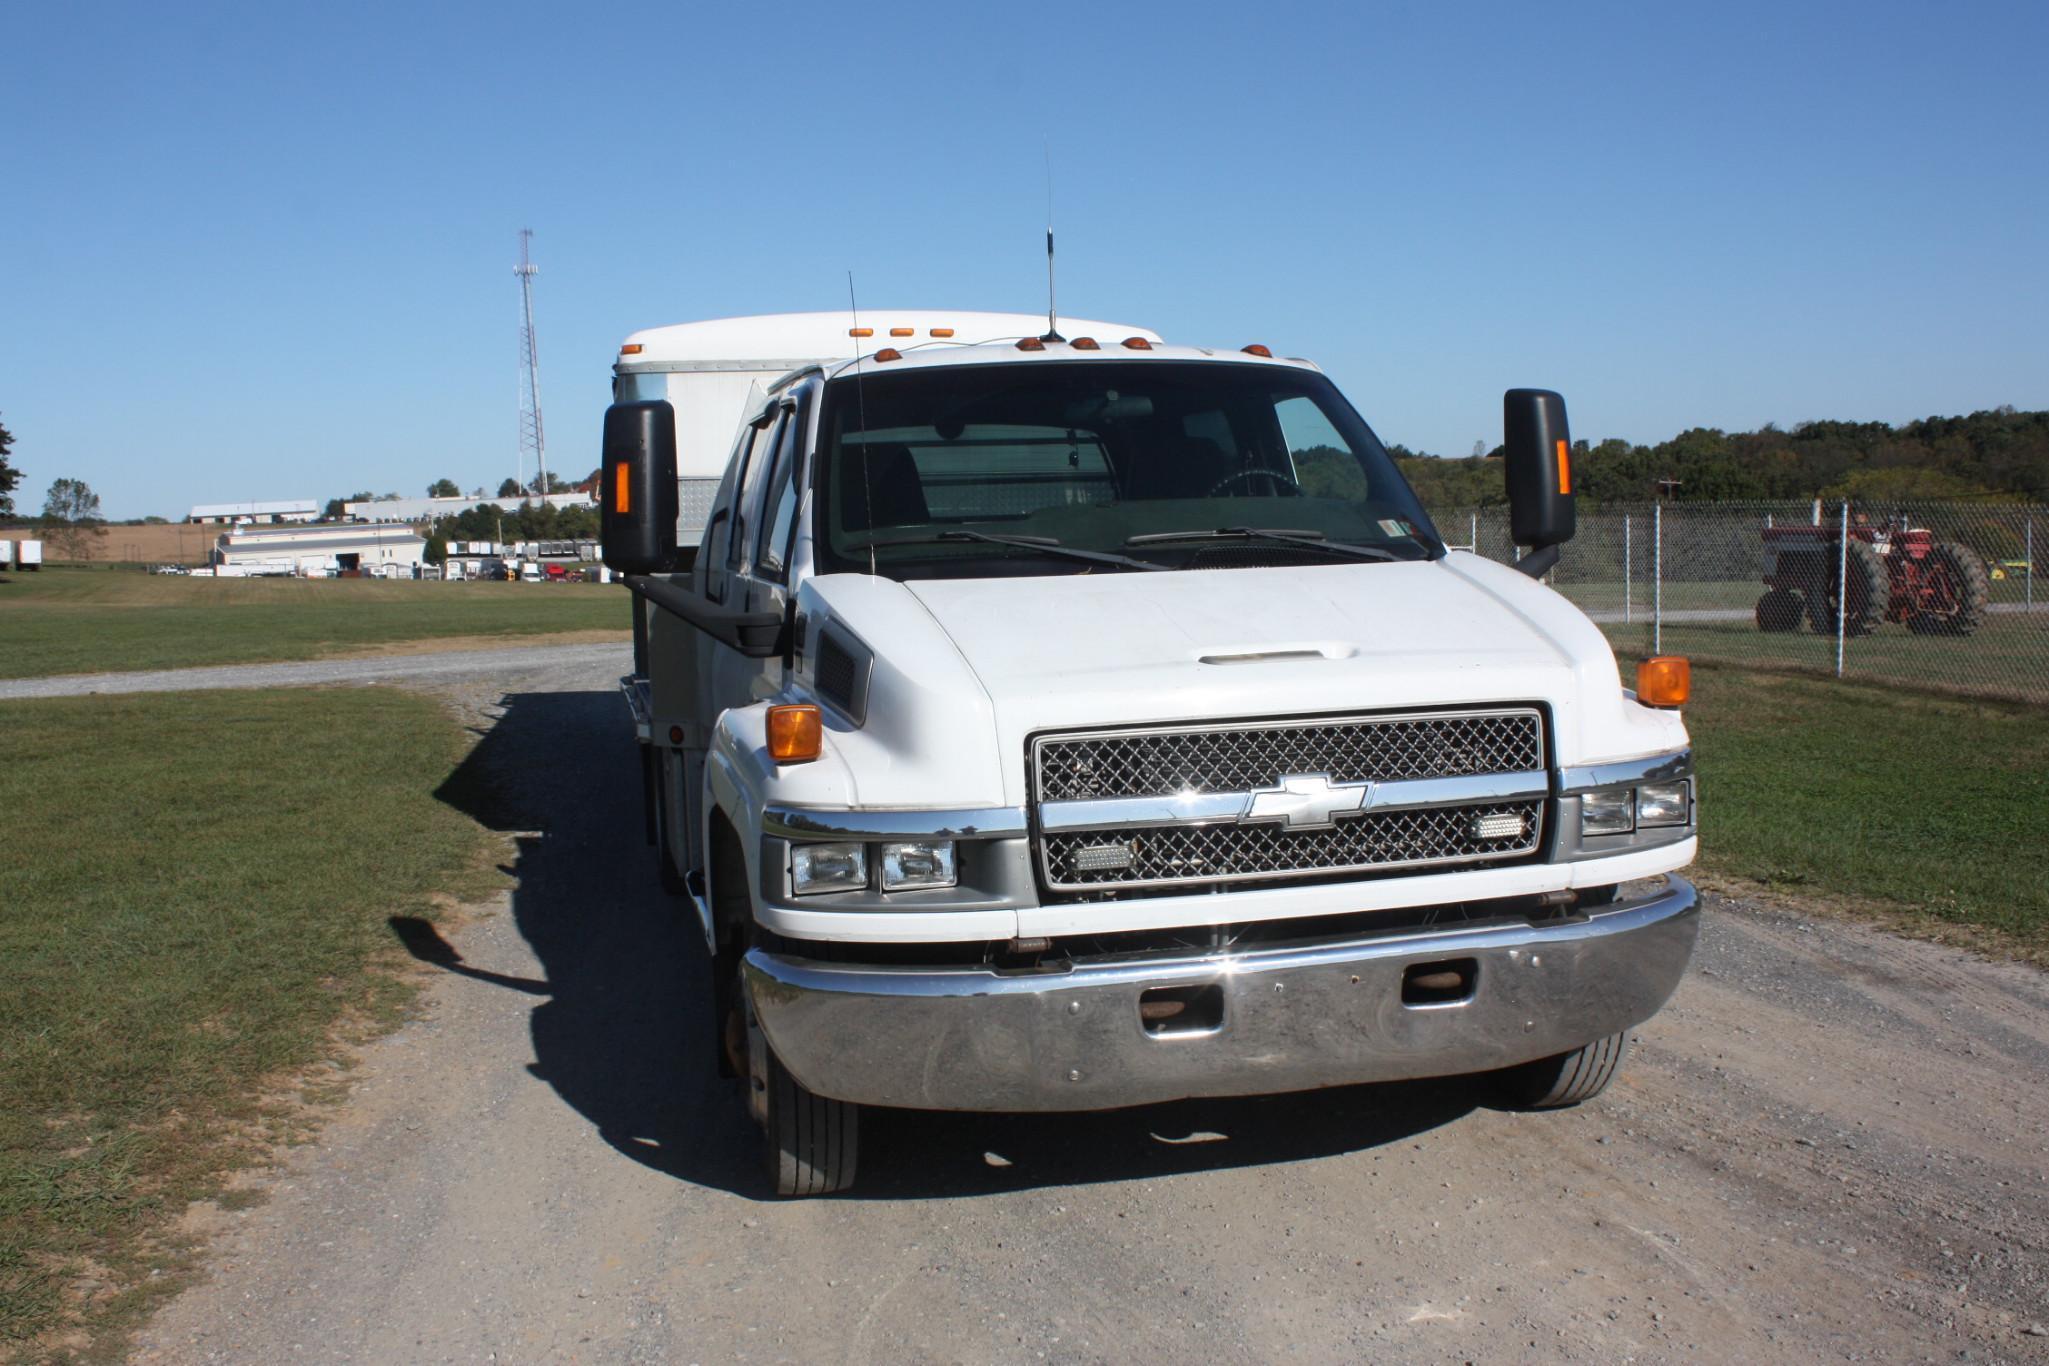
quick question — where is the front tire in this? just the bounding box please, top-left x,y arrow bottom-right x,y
1499,1031 -> 1628,1109
1754,588 -> 1802,632
758,1039 -> 860,1197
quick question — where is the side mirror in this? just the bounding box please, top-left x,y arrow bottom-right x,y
1503,388 -> 1574,578
600,401 -> 680,574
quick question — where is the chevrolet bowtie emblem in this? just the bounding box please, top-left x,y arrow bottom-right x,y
1241,773 -> 1373,830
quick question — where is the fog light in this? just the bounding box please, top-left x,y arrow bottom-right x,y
1581,789 -> 1635,836
791,842 -> 867,895
880,840 -> 956,890
1470,811 -> 1526,841
1637,780 -> 1691,827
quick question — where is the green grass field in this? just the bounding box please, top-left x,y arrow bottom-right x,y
1673,666 -> 2049,953
0,568 -> 630,679
0,688 -> 501,1350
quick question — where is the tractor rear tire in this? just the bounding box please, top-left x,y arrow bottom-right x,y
1754,588 -> 1802,632
1906,542 -> 1990,637
1499,1032 -> 1629,1109
1807,538 -> 1885,637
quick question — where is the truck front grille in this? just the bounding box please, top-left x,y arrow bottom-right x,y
1031,709 -> 1546,893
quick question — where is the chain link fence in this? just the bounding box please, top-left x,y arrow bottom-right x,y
1431,500 -> 2047,705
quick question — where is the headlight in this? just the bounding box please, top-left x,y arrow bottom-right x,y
791,842 -> 867,895
1581,789 -> 1635,836
1637,780 -> 1691,827
880,840 -> 956,890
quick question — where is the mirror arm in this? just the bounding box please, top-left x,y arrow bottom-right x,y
624,574 -> 788,659
1514,543 -> 1561,579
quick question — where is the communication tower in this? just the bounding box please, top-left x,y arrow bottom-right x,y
515,228 -> 548,499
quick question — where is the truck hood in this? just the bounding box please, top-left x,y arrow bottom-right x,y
795,554 -> 1685,811
898,554 -> 1672,805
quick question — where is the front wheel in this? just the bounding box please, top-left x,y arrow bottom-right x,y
1498,1031 -> 1629,1109
756,1041 -> 860,1197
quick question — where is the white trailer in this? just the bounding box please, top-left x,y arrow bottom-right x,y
17,539 -> 42,571
0,540 -> 13,571
611,312 -> 1162,548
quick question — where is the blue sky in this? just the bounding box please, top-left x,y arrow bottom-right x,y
4,1 -> 2045,519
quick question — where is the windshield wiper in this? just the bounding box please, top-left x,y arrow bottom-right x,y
1124,527 -> 1407,563
851,529 -> 1167,572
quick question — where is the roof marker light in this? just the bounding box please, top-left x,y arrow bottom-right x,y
874,347 -> 902,362
890,326 -> 914,337
1122,337 -> 1152,350
848,327 -> 874,338
1016,336 -> 1045,351
619,343 -> 644,355
1070,336 -> 1099,350
930,327 -> 954,337
1242,344 -> 1273,357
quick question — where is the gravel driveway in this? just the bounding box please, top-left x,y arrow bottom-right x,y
129,653 -> 2049,1364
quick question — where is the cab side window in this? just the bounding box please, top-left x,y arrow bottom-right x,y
704,419 -> 769,603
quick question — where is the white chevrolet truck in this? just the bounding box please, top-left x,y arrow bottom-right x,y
600,311 -> 1698,1195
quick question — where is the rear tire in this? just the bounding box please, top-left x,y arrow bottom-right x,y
1754,588 -> 1802,632
1906,542 -> 1990,637
1499,1031 -> 1628,1109
1807,538 -> 1885,637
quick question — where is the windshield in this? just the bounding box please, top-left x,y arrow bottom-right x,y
813,360 -> 1443,579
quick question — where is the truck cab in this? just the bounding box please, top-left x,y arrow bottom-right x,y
603,313 -> 1699,1195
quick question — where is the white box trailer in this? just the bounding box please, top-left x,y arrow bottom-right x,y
0,540 -> 13,570
609,312 -> 1162,549
17,539 -> 42,571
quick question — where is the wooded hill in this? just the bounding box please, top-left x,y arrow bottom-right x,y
1390,406 -> 2049,507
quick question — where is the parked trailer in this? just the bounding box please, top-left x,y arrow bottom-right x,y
0,540 -> 13,571
17,539 -> 42,571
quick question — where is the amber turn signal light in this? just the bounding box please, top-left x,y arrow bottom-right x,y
766,704 -> 823,763
1637,656 -> 1691,707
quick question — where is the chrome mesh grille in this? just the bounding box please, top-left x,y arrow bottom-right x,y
1031,708 -> 1546,892
1034,711 -> 1543,802
1043,801 -> 1544,888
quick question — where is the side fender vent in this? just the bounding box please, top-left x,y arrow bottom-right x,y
814,624 -> 871,725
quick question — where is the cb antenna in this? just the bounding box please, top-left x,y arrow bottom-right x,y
1041,145 -> 1063,342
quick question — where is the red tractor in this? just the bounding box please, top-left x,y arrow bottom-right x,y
1757,515 -> 1990,637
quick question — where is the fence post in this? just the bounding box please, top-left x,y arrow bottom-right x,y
1652,502 -> 1663,655
1623,514 -> 1632,624
1470,511 -> 1478,555
1835,500 -> 1849,679
2028,516 -> 2035,611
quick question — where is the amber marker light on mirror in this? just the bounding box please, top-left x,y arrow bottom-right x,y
1557,439 -> 1572,495
612,463 -> 631,514
1637,656 -> 1691,707
766,704 -> 823,763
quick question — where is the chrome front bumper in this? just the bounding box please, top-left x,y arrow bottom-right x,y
744,875 -> 1700,1112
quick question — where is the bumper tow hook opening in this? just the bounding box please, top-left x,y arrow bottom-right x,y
1402,959 -> 1477,1007
1139,984 -> 1223,1036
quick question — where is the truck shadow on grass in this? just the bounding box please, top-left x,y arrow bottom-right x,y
423,687 -> 1484,1201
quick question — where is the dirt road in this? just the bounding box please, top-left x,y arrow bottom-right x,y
132,657 -> 2049,1364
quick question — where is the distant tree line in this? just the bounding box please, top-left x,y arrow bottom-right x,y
1389,406 -> 2049,508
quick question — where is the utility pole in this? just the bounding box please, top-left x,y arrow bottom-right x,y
515,229 -> 548,503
